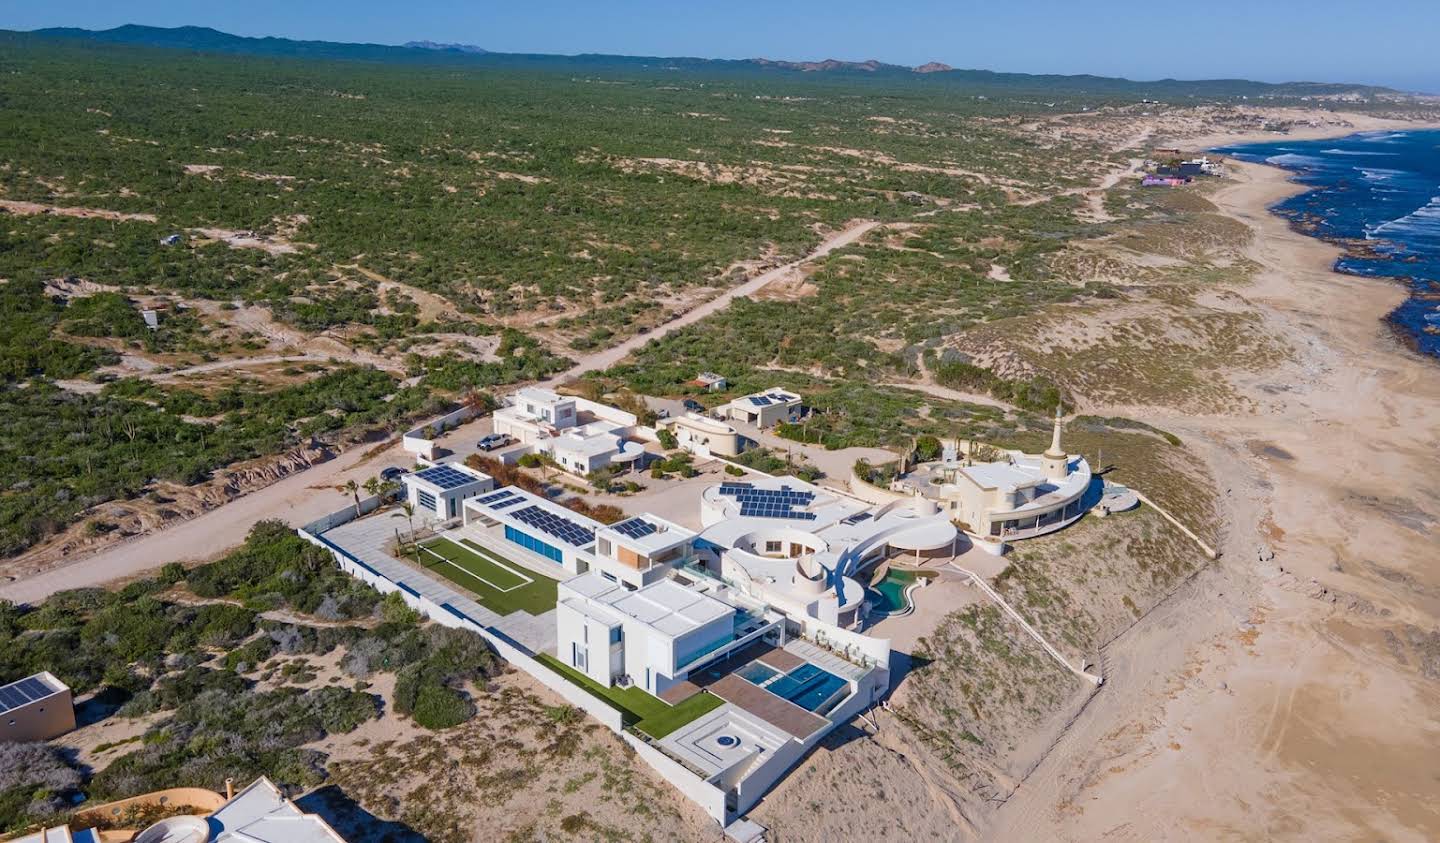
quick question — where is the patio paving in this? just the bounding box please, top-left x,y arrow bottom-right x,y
320,510 -> 557,655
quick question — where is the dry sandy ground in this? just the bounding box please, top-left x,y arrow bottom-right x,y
984,148 -> 1440,839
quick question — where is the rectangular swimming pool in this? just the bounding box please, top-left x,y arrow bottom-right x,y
739,661 -> 849,713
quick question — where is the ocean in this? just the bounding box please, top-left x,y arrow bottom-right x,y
1214,129 -> 1440,360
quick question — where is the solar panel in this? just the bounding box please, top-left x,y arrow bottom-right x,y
476,489 -> 516,506
413,465 -> 480,491
749,396 -> 772,406
612,518 -> 658,540
491,496 -> 525,510
512,505 -> 595,547
0,676 -> 56,714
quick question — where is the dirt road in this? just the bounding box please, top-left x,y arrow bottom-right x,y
1,220 -> 881,604
539,219 -> 881,386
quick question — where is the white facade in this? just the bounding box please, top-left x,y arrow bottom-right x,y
717,388 -> 802,429
493,388 -> 644,476
401,464 -> 494,521
460,485 -> 603,575
660,413 -> 743,458
697,476 -> 957,633
557,573 -> 737,695
591,515 -> 698,589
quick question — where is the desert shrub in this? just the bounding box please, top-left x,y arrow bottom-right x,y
0,743 -> 83,830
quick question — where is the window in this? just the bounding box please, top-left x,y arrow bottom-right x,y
765,540 -> 782,554
598,538 -> 612,557
601,572 -> 617,583
583,625 -> 588,643
505,525 -> 564,563
417,490 -> 437,513
448,498 -> 457,518
645,668 -> 651,690
609,627 -> 622,645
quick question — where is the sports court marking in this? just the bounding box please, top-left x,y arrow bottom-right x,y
418,539 -> 534,594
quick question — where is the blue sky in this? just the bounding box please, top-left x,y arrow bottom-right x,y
6,1 -> 1438,92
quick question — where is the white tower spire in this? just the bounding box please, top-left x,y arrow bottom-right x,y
1042,405 -> 1068,480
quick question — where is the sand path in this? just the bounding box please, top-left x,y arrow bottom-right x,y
988,151 -> 1440,840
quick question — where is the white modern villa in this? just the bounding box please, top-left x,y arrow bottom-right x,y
492,387 -> 647,474
308,420 -> 979,833
659,412 -> 745,458
716,387 -> 802,429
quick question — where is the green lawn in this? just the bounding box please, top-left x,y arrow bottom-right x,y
535,653 -> 725,738
415,538 -> 558,616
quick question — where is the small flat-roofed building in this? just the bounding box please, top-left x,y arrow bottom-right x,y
717,388 -> 802,429
691,371 -> 728,392
556,573 -> 743,695
549,422 -> 646,475
659,413 -> 743,458
401,463 -> 493,521
592,514 -> 697,589
0,671 -> 75,742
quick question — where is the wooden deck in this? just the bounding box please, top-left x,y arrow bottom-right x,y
708,674 -> 827,739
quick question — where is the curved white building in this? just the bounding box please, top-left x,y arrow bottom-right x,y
894,412 -> 1092,541
696,477 -> 958,630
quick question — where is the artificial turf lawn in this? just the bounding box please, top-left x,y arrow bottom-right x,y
416,537 -> 557,616
535,652 -> 726,737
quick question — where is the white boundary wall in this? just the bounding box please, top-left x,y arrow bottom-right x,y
621,734 -> 729,824
297,518 -> 625,732
403,404 -> 483,460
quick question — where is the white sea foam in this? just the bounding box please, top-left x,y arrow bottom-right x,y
1265,152 -> 1330,168
1321,148 -> 1396,156
1371,194 -> 1440,239
1359,167 -> 1408,182
1359,131 -> 1409,142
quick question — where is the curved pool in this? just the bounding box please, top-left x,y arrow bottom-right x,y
868,567 -> 920,615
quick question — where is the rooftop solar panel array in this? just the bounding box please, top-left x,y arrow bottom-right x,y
0,676 -> 56,714
611,518 -> 658,540
413,465 -> 481,491
512,505 -> 595,547
718,484 -> 817,520
476,489 -> 516,506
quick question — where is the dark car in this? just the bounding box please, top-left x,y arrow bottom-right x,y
478,433 -> 510,452
682,398 -> 705,413
380,466 -> 406,482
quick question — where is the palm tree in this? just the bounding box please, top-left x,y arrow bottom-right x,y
341,478 -> 361,517
391,500 -> 417,556
362,475 -> 382,500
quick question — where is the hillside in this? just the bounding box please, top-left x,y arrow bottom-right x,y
23,24 -> 1401,100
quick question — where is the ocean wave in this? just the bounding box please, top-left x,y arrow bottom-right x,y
1265,152 -> 1332,168
1359,167 -> 1409,182
1321,148 -> 1396,156
1358,131 -> 1409,142
1370,194 -> 1440,239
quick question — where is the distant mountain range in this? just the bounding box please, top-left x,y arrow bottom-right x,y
404,40 -> 488,55
20,24 -> 1401,99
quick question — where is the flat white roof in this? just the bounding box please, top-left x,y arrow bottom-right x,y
405,463 -> 491,494
464,485 -> 603,548
553,428 -> 623,458
514,386 -> 567,405
209,777 -> 346,843
600,513 -> 696,555
960,461 -> 1040,490
564,572 -> 733,638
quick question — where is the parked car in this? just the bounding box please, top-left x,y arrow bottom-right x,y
655,408 -> 670,419
478,433 -> 511,452
379,466 -> 406,482
682,398 -> 705,413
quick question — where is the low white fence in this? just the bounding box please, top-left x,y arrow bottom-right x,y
402,404 -> 483,460
298,521 -> 627,732
622,734 -> 729,825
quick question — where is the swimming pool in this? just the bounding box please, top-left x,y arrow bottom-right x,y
737,660 -> 849,713
868,567 -> 919,615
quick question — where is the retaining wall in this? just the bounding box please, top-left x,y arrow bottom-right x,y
622,734 -> 729,825
402,404 -> 482,460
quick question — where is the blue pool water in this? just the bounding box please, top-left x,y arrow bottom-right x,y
1214,129 -> 1440,360
737,662 -> 780,684
739,661 -> 848,712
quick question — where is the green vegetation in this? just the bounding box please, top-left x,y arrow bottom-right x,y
0,520 -> 502,833
413,537 -> 559,616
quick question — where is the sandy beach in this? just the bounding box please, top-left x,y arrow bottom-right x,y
988,128 -> 1440,840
